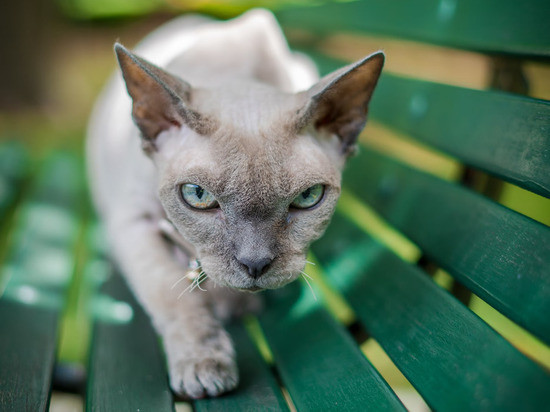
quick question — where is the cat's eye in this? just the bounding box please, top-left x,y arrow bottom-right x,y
181,184 -> 219,209
290,184 -> 325,209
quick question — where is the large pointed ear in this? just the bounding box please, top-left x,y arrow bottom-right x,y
114,43 -> 207,152
298,52 -> 384,157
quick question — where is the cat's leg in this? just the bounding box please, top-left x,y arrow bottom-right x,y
109,216 -> 238,399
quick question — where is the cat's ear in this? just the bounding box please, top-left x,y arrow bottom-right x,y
114,43 -> 206,151
298,51 -> 384,157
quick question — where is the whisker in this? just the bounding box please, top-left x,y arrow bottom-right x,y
300,270 -> 313,280
194,273 -> 208,292
177,286 -> 190,300
170,275 -> 188,290
305,260 -> 316,266
177,271 -> 204,299
189,272 -> 208,293
178,281 -> 195,299
302,274 -> 317,301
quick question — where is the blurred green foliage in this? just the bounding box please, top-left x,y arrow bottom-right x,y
57,0 -> 327,19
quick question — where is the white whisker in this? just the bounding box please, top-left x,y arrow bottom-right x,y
177,271 -> 204,299
177,286 -> 190,300
194,273 -> 208,292
170,275 -> 188,290
300,270 -> 313,280
178,281 -> 195,299
301,273 -> 317,301
305,260 -> 316,266
189,272 -> 208,293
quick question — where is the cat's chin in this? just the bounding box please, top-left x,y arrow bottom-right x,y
213,274 -> 297,292
204,264 -> 301,291
236,275 -> 298,292
237,285 -> 264,293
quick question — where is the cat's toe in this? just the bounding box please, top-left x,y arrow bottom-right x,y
196,358 -> 239,397
170,357 -> 239,399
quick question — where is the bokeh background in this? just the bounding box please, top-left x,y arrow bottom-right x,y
1,1 -> 549,411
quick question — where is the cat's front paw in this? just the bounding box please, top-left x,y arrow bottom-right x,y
169,356 -> 239,399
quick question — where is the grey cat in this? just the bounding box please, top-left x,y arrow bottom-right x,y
87,9 -> 383,399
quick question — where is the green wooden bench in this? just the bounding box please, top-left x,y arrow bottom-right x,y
1,0 -> 549,410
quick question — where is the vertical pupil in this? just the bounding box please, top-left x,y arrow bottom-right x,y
302,188 -> 311,199
195,186 -> 204,199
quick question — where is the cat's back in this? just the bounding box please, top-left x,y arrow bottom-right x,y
129,9 -> 317,90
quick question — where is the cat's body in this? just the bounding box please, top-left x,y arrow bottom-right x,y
87,9 -> 383,398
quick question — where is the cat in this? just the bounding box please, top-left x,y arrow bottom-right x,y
87,8 -> 383,399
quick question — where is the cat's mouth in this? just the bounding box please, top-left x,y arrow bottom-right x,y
220,274 -> 291,292
199,256 -> 301,291
230,271 -> 299,292
238,285 -> 264,292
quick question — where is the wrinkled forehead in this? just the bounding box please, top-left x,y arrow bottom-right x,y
157,86 -> 341,216
159,125 -> 338,212
193,81 -> 304,134
209,128 -> 329,213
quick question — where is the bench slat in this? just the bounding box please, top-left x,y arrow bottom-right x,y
344,147 -> 550,344
371,75 -> 550,198
0,154 -> 81,412
0,302 -> 60,411
306,51 -> 550,198
195,322 -> 289,411
278,0 -> 550,58
259,285 -> 405,411
312,213 -> 550,411
86,266 -> 174,411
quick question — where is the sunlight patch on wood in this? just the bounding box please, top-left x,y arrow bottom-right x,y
469,296 -> 550,370
306,252 -> 356,325
362,339 -> 430,412
319,33 -> 491,90
337,190 -> 420,263
524,61 -> 550,100
361,121 -> 462,181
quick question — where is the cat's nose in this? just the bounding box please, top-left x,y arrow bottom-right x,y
236,256 -> 273,279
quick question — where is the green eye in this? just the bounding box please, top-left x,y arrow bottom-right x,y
291,184 -> 325,209
181,184 -> 218,209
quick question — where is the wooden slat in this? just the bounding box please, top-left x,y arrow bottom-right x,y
0,153 -> 81,412
344,147 -> 550,344
195,322 -> 289,412
277,0 -> 550,58
371,75 -> 550,198
303,50 -> 550,198
86,264 -> 174,411
0,301 -> 61,411
312,213 -> 550,411
258,284 -> 405,411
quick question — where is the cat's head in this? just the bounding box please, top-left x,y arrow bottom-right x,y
115,43 -> 383,291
